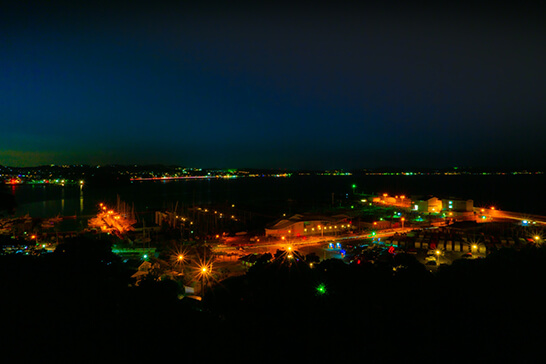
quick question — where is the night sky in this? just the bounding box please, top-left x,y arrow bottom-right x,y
2,1 -> 545,170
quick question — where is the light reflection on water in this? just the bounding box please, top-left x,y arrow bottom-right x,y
8,174 -> 546,219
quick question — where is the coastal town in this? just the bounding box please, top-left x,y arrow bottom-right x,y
2,185 -> 544,297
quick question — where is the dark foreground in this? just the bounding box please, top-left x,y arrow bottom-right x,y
2,237 -> 545,363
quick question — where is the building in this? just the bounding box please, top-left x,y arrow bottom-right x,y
265,214 -> 352,238
372,193 -> 411,208
415,197 -> 443,213
441,198 -> 473,212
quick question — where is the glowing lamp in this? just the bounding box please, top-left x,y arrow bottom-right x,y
316,283 -> 327,295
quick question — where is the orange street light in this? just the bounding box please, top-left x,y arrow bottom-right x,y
197,261 -> 212,297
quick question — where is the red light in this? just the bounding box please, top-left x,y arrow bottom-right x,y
357,259 -> 361,265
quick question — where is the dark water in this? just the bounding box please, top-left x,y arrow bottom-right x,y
8,174 -> 546,219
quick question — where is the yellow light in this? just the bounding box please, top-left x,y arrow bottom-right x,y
472,245 -> 477,249
202,267 -> 207,273
287,246 -> 292,251
535,236 -> 540,241
31,235 -> 36,239
281,236 -> 285,240
436,250 -> 441,255
178,254 -> 184,261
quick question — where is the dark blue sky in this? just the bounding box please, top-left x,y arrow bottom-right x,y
2,1 -> 545,169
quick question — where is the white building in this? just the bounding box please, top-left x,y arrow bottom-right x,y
265,214 -> 352,238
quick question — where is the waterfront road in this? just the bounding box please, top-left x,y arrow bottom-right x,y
476,208 -> 546,225
213,228 -> 415,256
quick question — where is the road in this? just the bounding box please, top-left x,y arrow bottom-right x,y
475,208 -> 546,225
213,227 -> 415,259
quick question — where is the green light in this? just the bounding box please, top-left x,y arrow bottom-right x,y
143,254 -> 148,259
316,283 -> 327,295
352,184 -> 356,188
372,231 -> 376,236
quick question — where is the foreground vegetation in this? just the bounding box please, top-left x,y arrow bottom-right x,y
2,236 -> 545,362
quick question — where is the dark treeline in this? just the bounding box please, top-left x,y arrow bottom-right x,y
2,237 -> 545,362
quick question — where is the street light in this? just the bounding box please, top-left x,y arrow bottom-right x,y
197,263 -> 212,298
